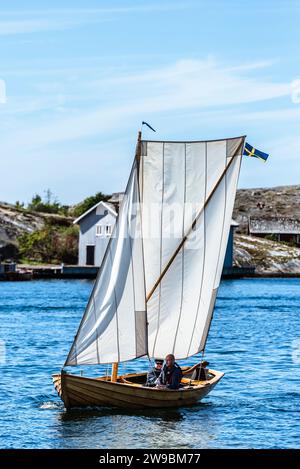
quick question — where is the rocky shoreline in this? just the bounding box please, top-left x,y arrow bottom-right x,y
234,234 -> 300,275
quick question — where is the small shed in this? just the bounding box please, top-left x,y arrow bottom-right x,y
74,201 -> 117,266
249,216 -> 300,246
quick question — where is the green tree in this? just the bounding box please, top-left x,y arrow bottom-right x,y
18,223 -> 79,264
27,190 -> 68,215
15,201 -> 24,209
29,194 -> 42,209
71,191 -> 111,218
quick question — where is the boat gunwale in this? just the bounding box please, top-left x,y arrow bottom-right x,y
53,369 -> 224,396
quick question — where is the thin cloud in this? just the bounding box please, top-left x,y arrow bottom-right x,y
224,59 -> 279,72
0,3 -> 192,17
0,17 -> 109,35
87,58 -> 290,107
0,2 -> 192,35
209,107 -> 300,124
0,58 -> 293,152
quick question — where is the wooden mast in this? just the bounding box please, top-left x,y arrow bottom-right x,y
111,363 -> 118,383
111,130 -> 142,383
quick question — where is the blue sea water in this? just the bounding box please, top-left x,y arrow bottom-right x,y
0,278 -> 299,449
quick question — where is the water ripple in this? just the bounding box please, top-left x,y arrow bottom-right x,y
0,278 -> 299,449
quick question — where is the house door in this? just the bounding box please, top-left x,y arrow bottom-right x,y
86,245 -> 95,265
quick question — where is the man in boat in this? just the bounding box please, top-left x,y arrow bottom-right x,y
146,359 -> 164,386
156,354 -> 183,390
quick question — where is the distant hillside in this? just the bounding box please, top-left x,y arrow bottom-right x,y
0,202 -> 74,261
0,202 -> 73,238
233,185 -> 300,233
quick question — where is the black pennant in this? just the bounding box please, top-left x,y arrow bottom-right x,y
142,121 -> 156,132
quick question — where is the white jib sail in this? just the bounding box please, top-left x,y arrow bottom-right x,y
140,136 -> 245,360
65,161 -> 147,365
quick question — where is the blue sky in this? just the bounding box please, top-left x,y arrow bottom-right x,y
0,0 -> 299,204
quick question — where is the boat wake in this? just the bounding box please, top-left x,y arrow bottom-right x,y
39,401 -> 63,410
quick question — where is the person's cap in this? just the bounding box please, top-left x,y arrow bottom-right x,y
154,359 -> 163,365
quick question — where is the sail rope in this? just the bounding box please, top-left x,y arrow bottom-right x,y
147,355 -> 154,370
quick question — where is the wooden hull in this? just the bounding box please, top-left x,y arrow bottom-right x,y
53,368 -> 224,410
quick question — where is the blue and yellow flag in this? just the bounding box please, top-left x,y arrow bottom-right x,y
243,142 -> 269,162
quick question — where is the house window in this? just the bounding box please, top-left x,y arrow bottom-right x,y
96,225 -> 112,236
96,225 -> 103,236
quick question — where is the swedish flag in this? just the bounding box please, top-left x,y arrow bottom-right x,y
243,142 -> 269,162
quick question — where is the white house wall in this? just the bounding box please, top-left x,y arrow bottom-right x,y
78,210 -> 116,266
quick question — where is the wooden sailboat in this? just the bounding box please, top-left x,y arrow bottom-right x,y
53,131 -> 245,409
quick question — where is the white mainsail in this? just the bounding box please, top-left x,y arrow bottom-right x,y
65,161 -> 147,365
140,137 -> 244,359
65,134 -> 245,366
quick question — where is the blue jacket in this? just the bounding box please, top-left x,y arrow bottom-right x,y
157,362 -> 183,389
